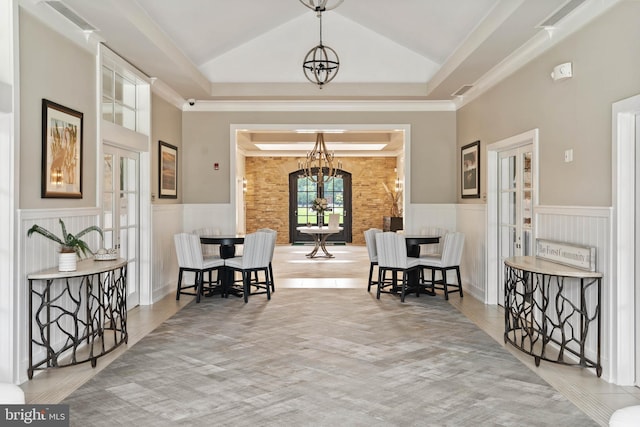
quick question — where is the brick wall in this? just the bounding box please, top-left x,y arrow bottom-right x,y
245,157 -> 399,245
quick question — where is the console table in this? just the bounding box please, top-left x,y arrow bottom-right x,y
503,256 -> 602,376
27,258 -> 128,379
297,226 -> 343,258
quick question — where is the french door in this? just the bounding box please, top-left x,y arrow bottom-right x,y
103,145 -> 140,308
497,145 -> 534,305
289,169 -> 352,243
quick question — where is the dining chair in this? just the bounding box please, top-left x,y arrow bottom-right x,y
328,213 -> 340,229
363,228 -> 382,292
376,231 -> 420,302
224,231 -> 273,303
193,227 -> 221,258
174,233 -> 225,303
420,226 -> 447,255
257,228 -> 277,293
419,232 -> 465,300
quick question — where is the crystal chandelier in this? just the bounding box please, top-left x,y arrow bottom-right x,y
299,132 -> 342,187
301,0 -> 341,88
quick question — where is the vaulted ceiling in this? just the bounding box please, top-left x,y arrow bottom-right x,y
28,0 -> 610,156
38,0 -> 597,103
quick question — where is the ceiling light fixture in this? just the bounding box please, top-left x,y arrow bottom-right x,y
299,0 -> 344,14
301,0 -> 341,88
298,133 -> 342,188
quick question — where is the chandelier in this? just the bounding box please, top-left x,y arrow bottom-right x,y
299,132 -> 342,187
298,0 -> 344,14
301,1 -> 341,88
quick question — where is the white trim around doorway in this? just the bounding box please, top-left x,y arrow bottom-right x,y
486,129 -> 539,305
611,93 -> 640,386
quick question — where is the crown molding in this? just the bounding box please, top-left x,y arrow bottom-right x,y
150,78 -> 186,110
184,100 -> 455,112
455,0 -> 622,109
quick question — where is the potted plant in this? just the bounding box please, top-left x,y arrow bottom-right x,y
27,219 -> 103,272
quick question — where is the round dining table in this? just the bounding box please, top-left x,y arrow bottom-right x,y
296,226 -> 344,258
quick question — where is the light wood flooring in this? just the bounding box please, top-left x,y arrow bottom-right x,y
21,244 -> 640,426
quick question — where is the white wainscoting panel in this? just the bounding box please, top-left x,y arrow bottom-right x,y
152,205 -> 183,303
183,203 -> 235,234
405,204 -> 457,234
456,204 -> 487,301
535,205 -> 611,380
17,208 -> 101,384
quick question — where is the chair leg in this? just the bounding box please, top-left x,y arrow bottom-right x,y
176,268 -> 184,300
265,267 -> 272,300
431,269 -> 436,294
243,271 -> 250,303
269,263 -> 275,293
376,268 -> 384,299
443,268 -> 449,300
400,271 -> 407,302
456,266 -> 463,297
368,263 -> 375,292
195,271 -> 203,303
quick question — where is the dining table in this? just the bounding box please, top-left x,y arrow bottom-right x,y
296,226 -> 344,258
401,234 -> 441,296
200,234 -> 245,259
200,234 -> 245,297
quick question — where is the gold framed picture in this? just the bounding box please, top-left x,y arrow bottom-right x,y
41,99 -> 83,198
159,140 -> 178,198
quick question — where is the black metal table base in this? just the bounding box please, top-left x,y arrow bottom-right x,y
28,261 -> 128,379
504,263 -> 602,377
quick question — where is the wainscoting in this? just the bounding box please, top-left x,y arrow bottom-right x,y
534,205 -> 612,380
14,202 -> 621,385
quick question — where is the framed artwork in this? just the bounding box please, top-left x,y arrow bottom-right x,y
461,140 -> 480,199
41,99 -> 83,198
159,141 -> 178,198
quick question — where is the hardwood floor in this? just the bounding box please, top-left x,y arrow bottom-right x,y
20,244 -> 640,426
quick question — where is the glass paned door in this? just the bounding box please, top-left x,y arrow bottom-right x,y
103,145 -> 140,308
289,169 -> 351,243
498,145 -> 534,305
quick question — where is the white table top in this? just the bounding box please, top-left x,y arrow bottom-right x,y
28,258 -> 127,280
297,226 -> 343,235
504,256 -> 602,278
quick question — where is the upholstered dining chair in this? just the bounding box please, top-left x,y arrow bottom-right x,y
364,228 -> 382,292
257,228 -> 277,293
328,213 -> 340,229
174,233 -> 225,303
420,226 -> 447,255
419,232 -> 465,300
376,231 -> 420,302
193,227 -> 221,258
225,231 -> 273,303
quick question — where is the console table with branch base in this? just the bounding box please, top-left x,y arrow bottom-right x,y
27,258 -> 128,379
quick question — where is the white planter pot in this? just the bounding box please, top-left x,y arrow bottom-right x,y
58,252 -> 77,272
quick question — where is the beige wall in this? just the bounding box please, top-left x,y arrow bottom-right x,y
245,156 -> 398,245
182,111 -> 457,205
457,1 -> 640,207
151,93 -> 183,203
19,10 -> 97,209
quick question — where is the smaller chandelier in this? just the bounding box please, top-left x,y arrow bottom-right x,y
298,0 -> 344,15
301,2 -> 340,88
299,132 -> 342,187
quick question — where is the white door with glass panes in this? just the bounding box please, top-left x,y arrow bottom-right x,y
498,145 -> 534,305
103,145 -> 140,308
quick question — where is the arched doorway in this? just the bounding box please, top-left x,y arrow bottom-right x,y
289,168 -> 352,243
